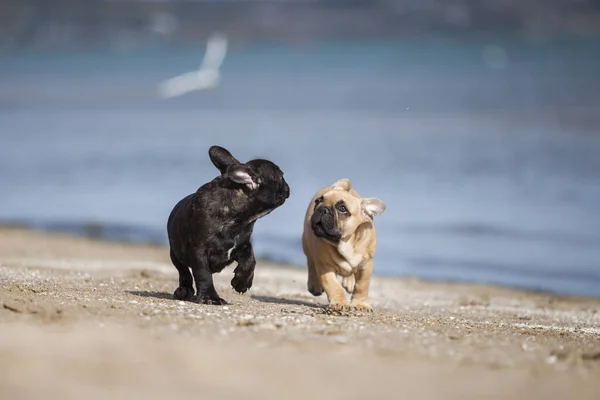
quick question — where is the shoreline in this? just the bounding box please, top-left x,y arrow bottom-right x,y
1,227 -> 599,399
2,223 -> 599,302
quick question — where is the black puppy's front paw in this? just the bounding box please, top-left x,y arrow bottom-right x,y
173,286 -> 195,301
231,272 -> 254,294
198,295 -> 229,305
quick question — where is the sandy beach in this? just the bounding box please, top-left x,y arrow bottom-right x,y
0,226 -> 599,399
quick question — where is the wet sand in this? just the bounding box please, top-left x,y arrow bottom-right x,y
0,227 -> 599,399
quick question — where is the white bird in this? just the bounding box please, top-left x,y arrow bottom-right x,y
158,32 -> 228,98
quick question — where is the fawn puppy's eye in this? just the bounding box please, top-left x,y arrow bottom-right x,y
336,202 -> 349,214
315,196 -> 323,205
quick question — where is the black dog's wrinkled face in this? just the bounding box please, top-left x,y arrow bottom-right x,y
209,146 -> 290,219
243,159 -> 290,210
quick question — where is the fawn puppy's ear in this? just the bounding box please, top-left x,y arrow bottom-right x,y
361,198 -> 386,220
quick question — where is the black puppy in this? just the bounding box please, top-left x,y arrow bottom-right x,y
167,145 -> 290,305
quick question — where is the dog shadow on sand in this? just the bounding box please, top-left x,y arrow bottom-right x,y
126,291 -> 175,301
250,295 -> 322,308
126,290 -> 322,309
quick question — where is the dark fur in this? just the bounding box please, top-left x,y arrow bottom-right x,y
167,146 -> 290,305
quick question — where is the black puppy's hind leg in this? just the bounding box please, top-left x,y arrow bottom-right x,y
170,249 -> 195,301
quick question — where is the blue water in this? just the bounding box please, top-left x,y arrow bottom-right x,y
1,38 -> 600,297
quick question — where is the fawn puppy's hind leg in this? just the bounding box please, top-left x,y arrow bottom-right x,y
307,259 -> 324,296
350,260 -> 373,312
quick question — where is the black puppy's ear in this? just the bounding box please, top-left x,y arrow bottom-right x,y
226,164 -> 258,190
209,146 -> 241,174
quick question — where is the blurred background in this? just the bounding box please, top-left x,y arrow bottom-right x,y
1,0 -> 599,297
